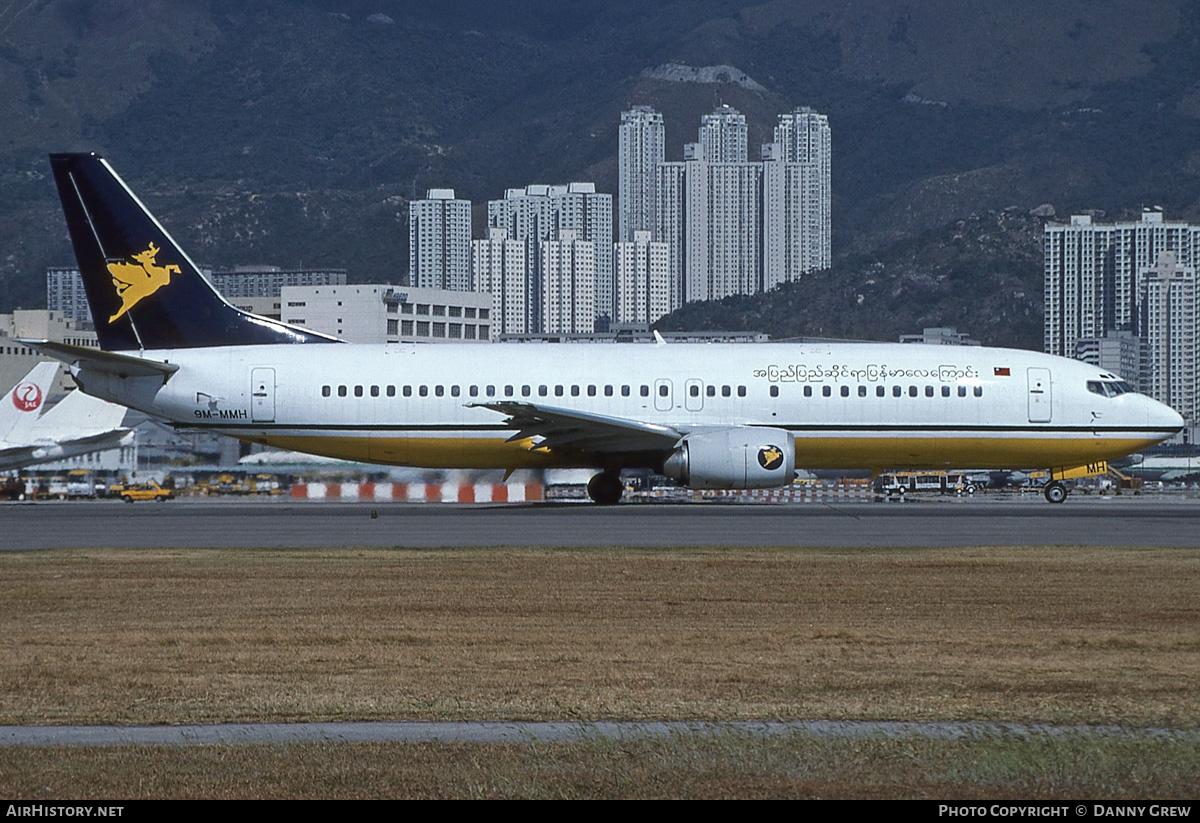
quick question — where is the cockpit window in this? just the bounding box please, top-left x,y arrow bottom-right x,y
1087,380 -> 1135,398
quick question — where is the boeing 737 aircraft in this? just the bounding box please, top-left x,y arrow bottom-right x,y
27,153 -> 1183,503
0,361 -> 133,471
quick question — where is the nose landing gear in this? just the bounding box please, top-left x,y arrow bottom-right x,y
1043,481 -> 1068,504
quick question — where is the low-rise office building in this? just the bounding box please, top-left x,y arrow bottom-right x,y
279,284 -> 494,344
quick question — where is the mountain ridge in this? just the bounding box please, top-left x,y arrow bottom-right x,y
1,0 -> 1197,342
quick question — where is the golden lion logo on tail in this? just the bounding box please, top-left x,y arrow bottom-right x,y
106,242 -> 180,323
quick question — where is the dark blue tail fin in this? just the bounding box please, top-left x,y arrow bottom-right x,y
49,153 -> 337,351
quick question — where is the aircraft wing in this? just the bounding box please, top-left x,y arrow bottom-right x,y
469,401 -> 683,453
29,389 -> 129,438
0,429 -> 131,472
0,443 -> 43,472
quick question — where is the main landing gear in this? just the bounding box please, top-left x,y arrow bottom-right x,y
1043,481 -> 1068,504
587,471 -> 625,505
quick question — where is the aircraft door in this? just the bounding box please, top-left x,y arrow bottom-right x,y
251,367 -> 276,423
654,379 -> 673,412
685,379 -> 704,412
1027,367 -> 1051,423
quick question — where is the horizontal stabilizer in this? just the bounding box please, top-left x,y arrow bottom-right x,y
19,340 -> 179,379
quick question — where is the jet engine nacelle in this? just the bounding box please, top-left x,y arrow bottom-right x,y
662,428 -> 796,490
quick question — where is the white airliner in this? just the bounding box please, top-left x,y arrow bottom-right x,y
0,361 -> 133,472
28,153 -> 1183,503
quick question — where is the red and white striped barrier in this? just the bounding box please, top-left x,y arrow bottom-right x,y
290,481 -> 543,503
697,484 -> 872,503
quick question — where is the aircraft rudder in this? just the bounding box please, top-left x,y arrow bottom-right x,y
0,362 -> 60,443
49,153 -> 338,351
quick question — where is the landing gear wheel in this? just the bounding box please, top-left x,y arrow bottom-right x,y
1043,481 -> 1068,504
587,472 -> 624,506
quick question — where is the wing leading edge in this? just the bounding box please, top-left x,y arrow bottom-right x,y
469,401 -> 683,454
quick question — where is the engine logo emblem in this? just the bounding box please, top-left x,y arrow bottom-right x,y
757,445 -> 784,471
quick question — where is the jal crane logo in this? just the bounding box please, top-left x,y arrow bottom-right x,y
11,381 -> 43,413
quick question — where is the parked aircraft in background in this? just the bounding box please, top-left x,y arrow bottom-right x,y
28,153 -> 1183,503
0,361 -> 133,472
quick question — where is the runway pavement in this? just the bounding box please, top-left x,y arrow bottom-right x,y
3,495 -> 1200,550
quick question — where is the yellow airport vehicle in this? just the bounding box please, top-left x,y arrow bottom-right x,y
114,480 -> 174,503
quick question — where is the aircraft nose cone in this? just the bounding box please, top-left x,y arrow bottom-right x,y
1150,398 -> 1185,434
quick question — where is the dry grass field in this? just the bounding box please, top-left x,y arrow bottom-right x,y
2,545 -> 1198,798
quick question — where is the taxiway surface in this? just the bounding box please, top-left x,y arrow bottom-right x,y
3,496 -> 1199,550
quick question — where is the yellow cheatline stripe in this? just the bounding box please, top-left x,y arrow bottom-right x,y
792,436 -> 1159,470
248,435 -> 577,469
239,433 -> 1162,472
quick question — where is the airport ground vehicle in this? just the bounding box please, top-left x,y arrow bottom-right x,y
29,153 -> 1185,505
65,469 -> 97,499
114,480 -> 174,503
0,478 -> 26,500
875,471 -> 983,498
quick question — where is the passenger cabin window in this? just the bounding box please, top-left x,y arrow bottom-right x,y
974,386 -> 983,397
370,385 -> 379,397
770,385 -> 779,398
738,386 -> 746,397
322,386 -> 331,397
840,385 -> 849,397
722,386 -> 732,397
641,385 -> 650,397
338,385 -> 347,397
387,386 -> 396,397
876,386 -> 885,397
822,386 -> 831,397
803,386 -> 812,397
419,386 -> 428,397
621,385 -> 630,397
